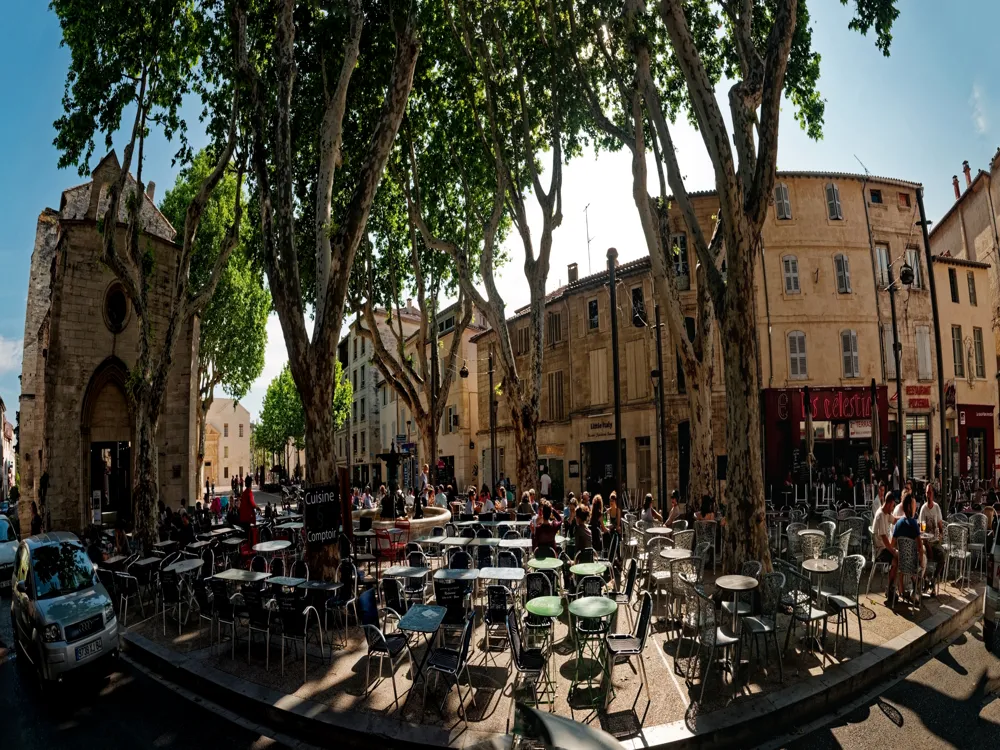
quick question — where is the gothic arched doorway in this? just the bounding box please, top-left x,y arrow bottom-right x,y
81,357 -> 134,529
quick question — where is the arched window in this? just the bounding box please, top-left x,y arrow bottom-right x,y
782,255 -> 800,294
834,253 -> 852,294
787,331 -> 807,379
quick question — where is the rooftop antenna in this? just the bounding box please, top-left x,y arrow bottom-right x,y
584,203 -> 595,274
854,154 -> 871,176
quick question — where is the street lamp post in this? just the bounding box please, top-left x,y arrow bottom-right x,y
607,248 -> 623,499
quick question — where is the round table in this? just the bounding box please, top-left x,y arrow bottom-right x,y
567,595 -> 617,619
527,557 -> 564,571
801,558 -> 839,648
715,574 -> 759,631
569,562 -> 609,577
658,548 -> 692,560
798,529 -> 826,538
645,527 -> 673,536
500,538 -> 533,549
275,522 -> 303,530
253,540 -> 291,555
525,595 -> 564,618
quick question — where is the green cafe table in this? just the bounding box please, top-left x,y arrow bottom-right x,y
525,595 -> 563,679
567,596 -> 617,704
569,562 -> 609,577
527,557 -> 564,571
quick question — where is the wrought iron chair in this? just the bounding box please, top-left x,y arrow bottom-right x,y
693,520 -> 718,574
818,520 -> 837,547
506,609 -> 551,730
739,571 -> 784,683
605,591 -> 653,708
828,554 -> 866,655
423,612 -> 477,727
359,588 -> 411,709
273,589 -> 325,680
242,584 -> 275,669
689,584 -> 738,703
483,584 -> 514,663
673,529 -> 695,551
896,536 -> 925,607
209,576 -> 239,657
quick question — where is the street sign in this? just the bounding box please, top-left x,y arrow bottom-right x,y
304,482 -> 340,548
396,434 -> 407,445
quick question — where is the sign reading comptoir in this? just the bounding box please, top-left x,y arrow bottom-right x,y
304,482 -> 340,548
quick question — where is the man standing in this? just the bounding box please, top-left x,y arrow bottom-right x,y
872,491 -> 899,606
238,474 -> 257,540
539,465 -> 552,500
918,483 -> 945,586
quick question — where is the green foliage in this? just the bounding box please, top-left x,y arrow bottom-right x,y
257,362 -> 351,456
160,149 -> 270,402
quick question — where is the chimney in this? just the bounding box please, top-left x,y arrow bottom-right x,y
953,175 -> 961,200
145,181 -> 156,202
567,262 -> 578,283
405,298 -> 412,311
963,160 -> 972,188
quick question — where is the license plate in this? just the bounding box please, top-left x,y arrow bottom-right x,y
76,638 -> 103,661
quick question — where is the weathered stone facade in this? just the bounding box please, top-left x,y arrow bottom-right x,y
18,153 -> 199,535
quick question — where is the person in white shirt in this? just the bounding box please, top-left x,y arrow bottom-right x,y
419,464 -> 430,493
872,480 -> 886,517
892,489 -> 909,519
539,467 -> 552,499
872,491 -> 899,604
918,484 -> 945,584
435,485 -> 448,508
362,488 -> 374,510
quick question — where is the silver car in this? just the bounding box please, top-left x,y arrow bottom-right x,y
9,532 -> 119,681
0,514 -> 16,595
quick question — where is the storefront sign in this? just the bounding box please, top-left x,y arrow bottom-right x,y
908,398 -> 930,409
777,388 -> 876,422
906,385 -> 931,396
537,444 -> 564,457
586,418 -> 615,437
304,482 -> 340,548
568,461 -> 580,478
849,420 -> 872,439
960,411 -> 966,425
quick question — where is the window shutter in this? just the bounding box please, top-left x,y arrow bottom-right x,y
826,184 -> 836,218
589,349 -> 608,405
789,334 -> 799,377
883,327 -> 896,378
916,326 -> 932,380
851,331 -> 860,377
783,256 -> 799,293
626,340 -> 648,399
781,184 -> 791,218
841,331 -> 853,377
835,255 -> 851,293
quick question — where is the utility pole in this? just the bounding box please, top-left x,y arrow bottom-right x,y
654,305 -> 668,514
917,189 -> 950,510
608,248 -> 623,499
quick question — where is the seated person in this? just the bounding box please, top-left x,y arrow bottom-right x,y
872,492 -> 899,606
641,493 -> 663,524
891,493 -> 923,603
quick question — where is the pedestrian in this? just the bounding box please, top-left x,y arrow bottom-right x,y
210,492 -> 221,521
640,493 -> 662,524
590,494 -> 607,553
517,491 -> 534,516
539,465 -> 552,500
238,474 -> 257,540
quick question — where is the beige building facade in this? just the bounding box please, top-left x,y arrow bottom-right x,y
18,153 -> 200,534
474,170 -> 990,505
203,398 -> 251,487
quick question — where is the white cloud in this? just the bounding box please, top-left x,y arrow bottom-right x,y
0,336 -> 23,374
971,83 -> 989,135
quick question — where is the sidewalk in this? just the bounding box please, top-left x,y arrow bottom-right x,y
122,568 -> 984,748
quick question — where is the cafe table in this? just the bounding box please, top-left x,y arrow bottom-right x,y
433,568 -> 479,581
253,540 -> 291,555
214,568 -> 271,583
801,557 -> 839,650
165,557 -> 206,621
569,562 -> 609,577
222,537 -> 244,547
440,537 -> 472,547
398,604 -> 447,688
525,595 -> 563,676
715,574 -> 759,631
152,540 -> 177,555
644,527 -> 673,537
527,557 -> 564,571
479,566 -> 526,584
658,548 -> 692,561
275,521 -> 303,531
268,576 -> 306,589
467,538 -> 502,547
500,538 -> 533,550
798,529 -> 826,540
102,555 -> 126,570
567,596 -> 618,699
383,565 -> 431,578
554,535 -> 568,547
186,540 -> 211,552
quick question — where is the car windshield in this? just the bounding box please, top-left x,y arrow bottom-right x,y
0,519 -> 14,543
31,543 -> 96,600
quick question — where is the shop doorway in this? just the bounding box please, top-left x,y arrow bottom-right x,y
580,439 -> 626,501
89,441 -> 131,527
539,458 -> 564,502
677,421 -> 690,502
967,428 -> 987,480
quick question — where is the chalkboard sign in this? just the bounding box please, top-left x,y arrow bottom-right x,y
304,482 -> 340,548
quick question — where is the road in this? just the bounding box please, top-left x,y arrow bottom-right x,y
772,622 -> 1000,749
0,595 -> 286,750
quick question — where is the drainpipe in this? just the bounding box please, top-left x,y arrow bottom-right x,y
760,241 -> 774,388
861,177 -> 888,385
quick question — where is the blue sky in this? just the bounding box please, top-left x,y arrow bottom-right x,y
1,1 -> 999,424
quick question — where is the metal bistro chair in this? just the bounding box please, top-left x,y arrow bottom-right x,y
325,559 -> 358,646
449,550 -> 473,570
611,558 -> 639,630
242,584 -> 275,669
785,522 -> 806,562
483,584 -> 514,664
721,560 -> 762,622
291,559 -> 309,581
969,513 -> 988,581
274,589 -> 325,680
819,520 -> 837,547
739,572 -> 784,683
944,523 -> 971,589
359,588 -> 412,708
115,569 -> 145,629
604,591 -> 653,709
159,568 -> 184,636
209,576 -> 240,657
381,576 -> 409,631
694,520 -> 718,574
673,529 -> 695,552
828,554 -> 866,656
667,557 -> 701,642
572,576 -> 607,681
497,549 -> 519,568
424,611 -> 477,727
506,609 -> 552,730
800,533 -> 825,562
523,571 -> 555,650
896,536 -> 925,608
405,551 -> 431,604
688,584 -> 739,703
782,569 -> 830,670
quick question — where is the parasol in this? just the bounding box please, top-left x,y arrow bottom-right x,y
804,385 -> 815,495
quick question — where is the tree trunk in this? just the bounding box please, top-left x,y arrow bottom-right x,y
132,398 -> 160,552
196,390 -> 212,498
720,231 -> 771,573
511,398 -> 539,500
301,375 -> 338,580
686,360 -> 715,509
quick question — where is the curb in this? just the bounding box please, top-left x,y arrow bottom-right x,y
124,586 -> 983,750
622,586 -> 984,749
